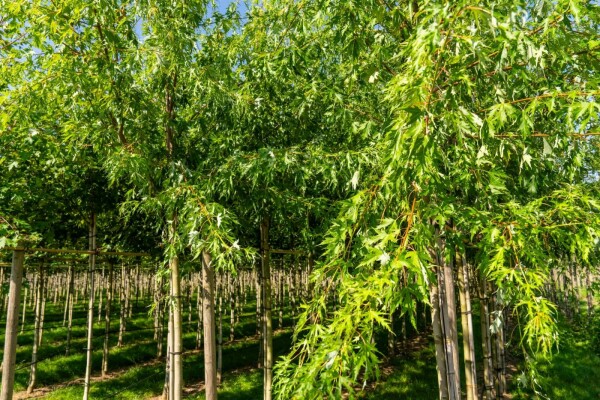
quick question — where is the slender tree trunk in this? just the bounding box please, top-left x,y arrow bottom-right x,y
479,275 -> 495,400
430,269 -> 449,400
63,265 -> 71,327
278,271 -> 284,329
437,249 -> 461,400
256,261 -> 263,368
66,264 -> 75,356
457,254 -> 477,400
119,265 -> 126,347
164,299 -> 172,400
20,285 -> 27,334
261,218 -> 273,400
230,274 -> 235,342
170,251 -> 183,400
98,266 -> 104,323
27,263 -> 44,394
39,282 -> 46,346
196,277 -> 203,350
493,289 -> 506,399
217,277 -> 223,385
203,252 -> 218,400
83,213 -> 97,400
1,248 -> 25,400
103,263 -> 114,377
387,310 -> 396,358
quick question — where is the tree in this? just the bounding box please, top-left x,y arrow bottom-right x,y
274,0 -> 600,399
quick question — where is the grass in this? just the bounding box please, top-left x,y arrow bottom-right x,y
512,313 -> 600,400
363,344 -> 439,399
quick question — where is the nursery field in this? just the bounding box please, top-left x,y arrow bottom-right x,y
1,263 -> 598,399
1,0 -> 600,399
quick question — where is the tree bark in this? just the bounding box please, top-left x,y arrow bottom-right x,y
0,248 -> 25,400
457,253 -> 477,400
170,252 -> 183,400
119,265 -> 126,347
437,247 -> 461,400
66,264 -> 75,356
202,252 -> 218,400
27,263 -> 45,394
217,277 -> 223,385
430,268 -> 449,400
493,289 -> 506,399
261,217 -> 273,400
83,213 -> 97,400
479,275 -> 495,400
103,263 -> 114,377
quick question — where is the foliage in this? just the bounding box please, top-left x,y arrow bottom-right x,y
273,0 -> 600,398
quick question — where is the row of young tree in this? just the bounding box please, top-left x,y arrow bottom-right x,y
1,0 -> 599,399
0,254 -> 314,397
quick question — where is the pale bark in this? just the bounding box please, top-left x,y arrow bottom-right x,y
170,254 -> 183,400
437,246 -> 461,400
217,277 -> 223,385
27,264 -> 45,393
66,264 -> 75,356
0,248 -> 25,400
83,213 -> 97,400
118,265 -> 126,347
102,263 -> 114,377
493,290 -> 506,399
457,254 -> 477,400
202,252 -> 218,400
430,270 -> 449,400
261,218 -> 273,400
479,276 -> 495,400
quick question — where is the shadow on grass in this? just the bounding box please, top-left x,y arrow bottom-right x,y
363,343 -> 439,399
512,318 -> 600,400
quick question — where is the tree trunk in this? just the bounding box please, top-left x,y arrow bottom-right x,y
256,261 -> 263,369
435,230 -> 461,400
63,265 -> 72,327
196,276 -> 203,350
170,253 -> 183,400
66,264 -> 75,356
229,274 -> 235,341
98,266 -> 104,323
39,281 -> 46,346
586,270 -> 594,321
430,269 -> 449,400
164,299 -> 172,400
83,213 -> 97,400
261,218 -> 273,400
103,263 -> 114,377
493,289 -> 506,399
479,275 -> 495,400
217,277 -> 223,385
202,252 -> 218,400
20,285 -> 27,334
119,265 -> 126,347
457,253 -> 477,400
0,248 -> 25,400
27,263 -> 45,394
